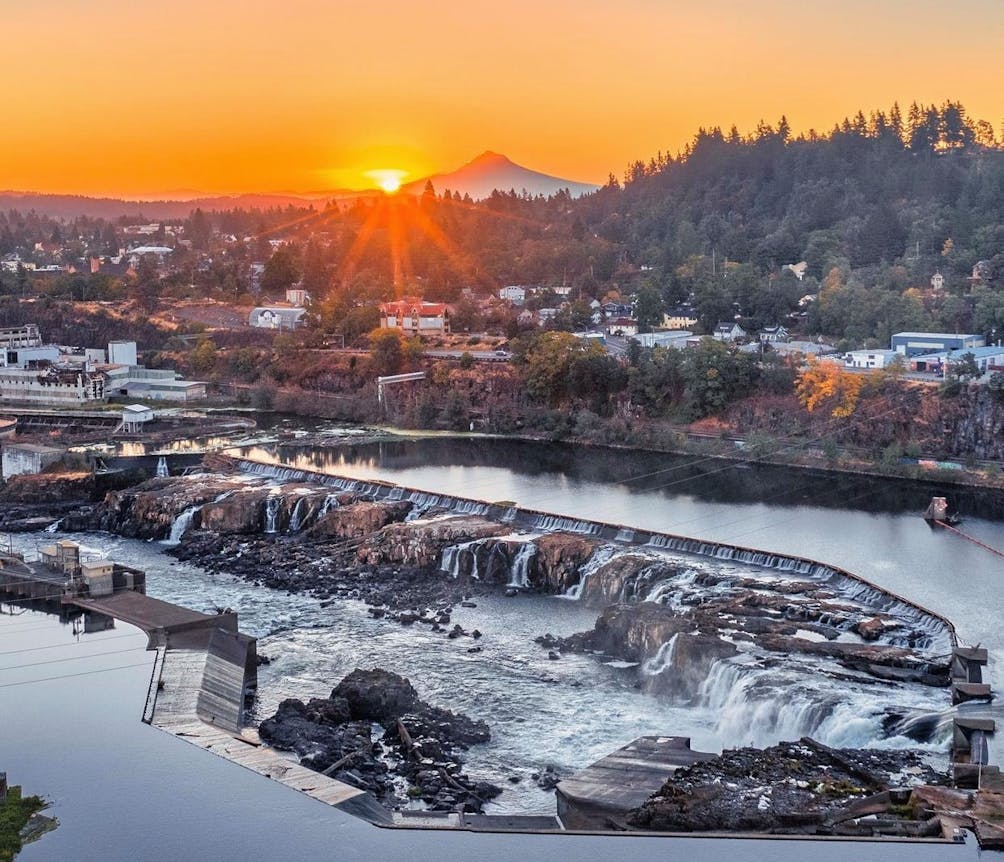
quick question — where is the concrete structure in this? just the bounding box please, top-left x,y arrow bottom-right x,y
498,285 -> 526,304
891,332 -> 984,357
0,344 -> 60,368
379,297 -> 450,335
632,330 -> 693,349
556,737 -> 715,830
0,366 -> 106,405
0,325 -> 42,350
108,340 -> 138,366
1,442 -> 64,478
248,306 -> 308,330
844,349 -> 899,370
121,404 -> 154,432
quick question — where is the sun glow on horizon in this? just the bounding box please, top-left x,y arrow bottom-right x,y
366,169 -> 407,194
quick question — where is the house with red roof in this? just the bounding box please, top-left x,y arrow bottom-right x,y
379,296 -> 451,335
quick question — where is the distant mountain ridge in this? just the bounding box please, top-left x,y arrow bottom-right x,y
0,191 -> 336,220
403,151 -> 598,200
0,152 -> 598,219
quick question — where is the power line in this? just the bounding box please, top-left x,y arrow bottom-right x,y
0,644 -> 148,673
0,631 -> 145,657
0,660 -> 153,689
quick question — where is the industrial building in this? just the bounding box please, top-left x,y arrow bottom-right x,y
891,332 -> 985,357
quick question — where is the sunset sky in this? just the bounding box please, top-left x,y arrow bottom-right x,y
4,0 -> 1002,197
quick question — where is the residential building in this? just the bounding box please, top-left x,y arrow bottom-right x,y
498,285 -> 527,305
844,349 -> 899,370
663,306 -> 698,329
606,317 -> 638,337
378,297 -> 450,335
249,306 -> 308,330
712,322 -> 747,342
891,332 -> 985,357
759,325 -> 789,343
286,288 -> 310,307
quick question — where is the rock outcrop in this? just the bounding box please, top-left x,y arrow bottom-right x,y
259,668 -> 499,813
533,533 -> 599,592
358,516 -> 509,567
627,737 -> 943,835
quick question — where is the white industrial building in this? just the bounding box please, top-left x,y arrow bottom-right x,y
249,307 -> 308,330
632,330 -> 694,349
844,349 -> 899,370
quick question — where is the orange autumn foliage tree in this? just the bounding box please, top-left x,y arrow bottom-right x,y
795,357 -> 866,418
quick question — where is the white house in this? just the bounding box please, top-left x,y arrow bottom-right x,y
606,317 -> 638,337
759,325 -> 789,343
713,322 -> 747,342
498,286 -> 527,305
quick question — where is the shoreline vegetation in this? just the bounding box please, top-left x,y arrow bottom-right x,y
0,784 -> 54,862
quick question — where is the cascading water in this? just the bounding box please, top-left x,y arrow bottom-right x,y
155,456 -> 169,478
508,543 -> 536,588
641,633 -> 679,676
163,506 -> 201,546
288,497 -> 307,533
439,540 -> 484,579
264,494 -> 281,534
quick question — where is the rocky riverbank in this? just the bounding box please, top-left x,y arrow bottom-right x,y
258,668 -> 501,813
627,737 -> 944,835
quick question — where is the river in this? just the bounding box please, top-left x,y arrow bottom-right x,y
3,430 -> 1002,859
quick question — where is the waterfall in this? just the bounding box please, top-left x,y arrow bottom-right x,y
563,545 -> 618,600
163,505 -> 200,546
289,497 -> 307,533
155,456 -> 169,478
439,540 -> 484,579
319,494 -> 340,516
641,634 -> 679,676
264,494 -> 281,534
43,518 -> 64,534
508,543 -> 536,588
232,457 -> 954,656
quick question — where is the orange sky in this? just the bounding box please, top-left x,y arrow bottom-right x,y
3,0 -> 1002,197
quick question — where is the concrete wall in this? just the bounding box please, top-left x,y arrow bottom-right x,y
1,444 -> 64,478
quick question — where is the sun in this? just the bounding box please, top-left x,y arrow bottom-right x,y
366,169 -> 406,195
